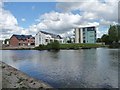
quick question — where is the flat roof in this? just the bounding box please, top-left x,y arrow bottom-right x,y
76,25 -> 97,28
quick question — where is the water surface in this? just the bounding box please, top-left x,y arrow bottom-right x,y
1,48 -> 118,88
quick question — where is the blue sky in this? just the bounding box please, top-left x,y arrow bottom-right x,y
4,2 -> 58,28
1,1 -> 118,39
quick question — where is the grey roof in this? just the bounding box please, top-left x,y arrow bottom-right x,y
40,31 -> 62,39
12,34 -> 33,40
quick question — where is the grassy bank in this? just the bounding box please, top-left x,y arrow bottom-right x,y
108,43 -> 120,48
60,43 -> 106,49
1,48 -> 34,50
1,43 -> 106,50
35,43 -> 106,50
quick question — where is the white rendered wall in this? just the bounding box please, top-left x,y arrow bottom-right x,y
80,28 -> 83,43
75,28 -> 79,43
35,31 -> 64,46
35,32 -> 40,47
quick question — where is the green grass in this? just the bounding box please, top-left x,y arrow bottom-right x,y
60,43 -> 105,49
35,43 -> 106,50
2,43 -> 106,50
1,48 -> 34,50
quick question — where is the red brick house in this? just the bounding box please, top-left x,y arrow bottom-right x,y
9,34 -> 35,47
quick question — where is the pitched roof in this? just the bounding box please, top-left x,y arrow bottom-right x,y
40,31 -> 62,39
12,34 -> 33,40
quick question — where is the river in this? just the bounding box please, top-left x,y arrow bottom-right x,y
0,48 -> 118,88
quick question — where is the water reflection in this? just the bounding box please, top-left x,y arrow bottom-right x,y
1,48 -> 118,88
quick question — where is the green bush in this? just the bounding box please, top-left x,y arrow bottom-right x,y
47,40 -> 60,50
35,40 -> 60,50
35,43 -> 105,50
35,44 -> 46,50
109,43 -> 120,48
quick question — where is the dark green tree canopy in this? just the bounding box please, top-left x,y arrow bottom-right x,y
47,40 -> 60,50
96,38 -> 101,42
101,34 -> 109,44
117,25 -> 120,41
108,25 -> 118,42
100,25 -> 120,45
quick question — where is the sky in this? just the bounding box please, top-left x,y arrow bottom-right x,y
0,0 -> 119,40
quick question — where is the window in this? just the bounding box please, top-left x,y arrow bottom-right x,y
90,35 -> 94,37
50,40 -> 53,42
87,27 -> 95,31
83,32 -> 85,35
45,39 -> 48,42
83,28 -> 85,31
83,40 -> 85,43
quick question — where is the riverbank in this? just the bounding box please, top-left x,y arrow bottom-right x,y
1,43 -> 107,50
0,61 -> 53,89
60,43 -> 106,49
35,43 -> 107,50
1,45 -> 35,50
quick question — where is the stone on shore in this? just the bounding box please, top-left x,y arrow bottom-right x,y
0,61 -> 53,89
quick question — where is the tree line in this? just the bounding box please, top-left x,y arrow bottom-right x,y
97,25 -> 120,46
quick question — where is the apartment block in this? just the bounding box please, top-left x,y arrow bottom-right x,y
75,26 -> 96,43
35,31 -> 63,47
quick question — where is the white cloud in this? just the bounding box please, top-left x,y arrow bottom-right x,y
0,10 -> 18,29
60,29 -> 74,37
97,28 -> 108,38
83,12 -> 98,20
32,11 -> 82,35
1,0 -> 119,40
0,9 -> 19,39
0,0 -> 3,7
0,2 -> 28,40
56,0 -> 91,2
55,0 -> 119,38
21,18 -> 26,22
57,0 -> 118,25
30,11 -> 101,38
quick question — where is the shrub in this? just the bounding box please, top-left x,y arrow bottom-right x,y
47,40 -> 60,50
35,40 -> 60,50
35,44 -> 46,50
109,43 -> 120,48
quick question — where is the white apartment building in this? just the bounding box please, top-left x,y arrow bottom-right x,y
75,26 -> 97,43
35,31 -> 63,47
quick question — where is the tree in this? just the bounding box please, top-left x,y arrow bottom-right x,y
35,44 -> 46,50
100,25 -> 120,48
116,25 -> 120,42
96,38 -> 102,42
52,40 -> 60,50
47,40 -> 60,50
101,34 -> 109,45
108,25 -> 118,43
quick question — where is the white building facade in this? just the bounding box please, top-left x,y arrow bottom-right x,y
75,26 -> 97,43
35,31 -> 63,47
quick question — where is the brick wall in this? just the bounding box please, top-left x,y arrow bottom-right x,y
9,36 -> 19,46
9,36 -> 35,47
